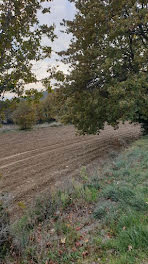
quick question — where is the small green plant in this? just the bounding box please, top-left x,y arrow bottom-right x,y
80,166 -> 88,182
83,186 -> 98,202
60,192 -> 71,208
72,181 -> 98,203
94,205 -> 107,219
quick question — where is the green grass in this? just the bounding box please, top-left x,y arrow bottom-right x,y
91,137 -> 148,264
2,136 -> 148,263
0,201 -> 10,259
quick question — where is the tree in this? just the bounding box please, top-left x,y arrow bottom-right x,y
0,0 -> 55,98
59,0 -> 148,134
12,101 -> 36,129
40,95 -> 53,122
23,88 -> 44,104
35,92 -> 58,123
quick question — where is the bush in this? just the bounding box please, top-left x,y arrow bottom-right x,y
12,101 -> 36,130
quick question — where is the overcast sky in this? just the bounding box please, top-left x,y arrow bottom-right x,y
25,0 -> 76,91
4,0 -> 75,99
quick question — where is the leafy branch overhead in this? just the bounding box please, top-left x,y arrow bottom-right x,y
58,0 -> 148,134
0,0 -> 56,97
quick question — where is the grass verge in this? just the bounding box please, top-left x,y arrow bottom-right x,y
1,136 -> 148,264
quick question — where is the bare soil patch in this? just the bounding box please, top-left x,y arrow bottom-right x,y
0,123 -> 141,216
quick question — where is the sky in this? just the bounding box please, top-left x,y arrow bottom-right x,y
25,0 -> 76,91
4,0 -> 75,99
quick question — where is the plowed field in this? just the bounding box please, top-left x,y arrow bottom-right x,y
0,123 -> 141,214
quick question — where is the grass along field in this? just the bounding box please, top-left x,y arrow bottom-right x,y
1,135 -> 148,264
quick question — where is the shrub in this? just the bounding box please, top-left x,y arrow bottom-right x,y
12,101 -> 36,130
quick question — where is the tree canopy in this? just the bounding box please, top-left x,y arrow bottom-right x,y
0,0 -> 55,98
58,0 -> 148,134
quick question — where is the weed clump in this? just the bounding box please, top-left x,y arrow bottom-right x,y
93,200 -> 121,222
128,197 -> 148,212
102,185 -> 135,202
109,219 -> 148,253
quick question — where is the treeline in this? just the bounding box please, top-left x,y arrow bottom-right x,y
0,89 -> 60,130
1,0 -> 148,134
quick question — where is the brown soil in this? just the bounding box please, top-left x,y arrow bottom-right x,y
0,123 -> 141,215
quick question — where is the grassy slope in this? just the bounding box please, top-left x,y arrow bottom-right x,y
2,137 -> 148,264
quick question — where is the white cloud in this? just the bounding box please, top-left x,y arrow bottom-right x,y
24,0 -> 76,92
33,0 -> 75,77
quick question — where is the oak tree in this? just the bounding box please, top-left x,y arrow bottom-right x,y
59,0 -> 148,134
